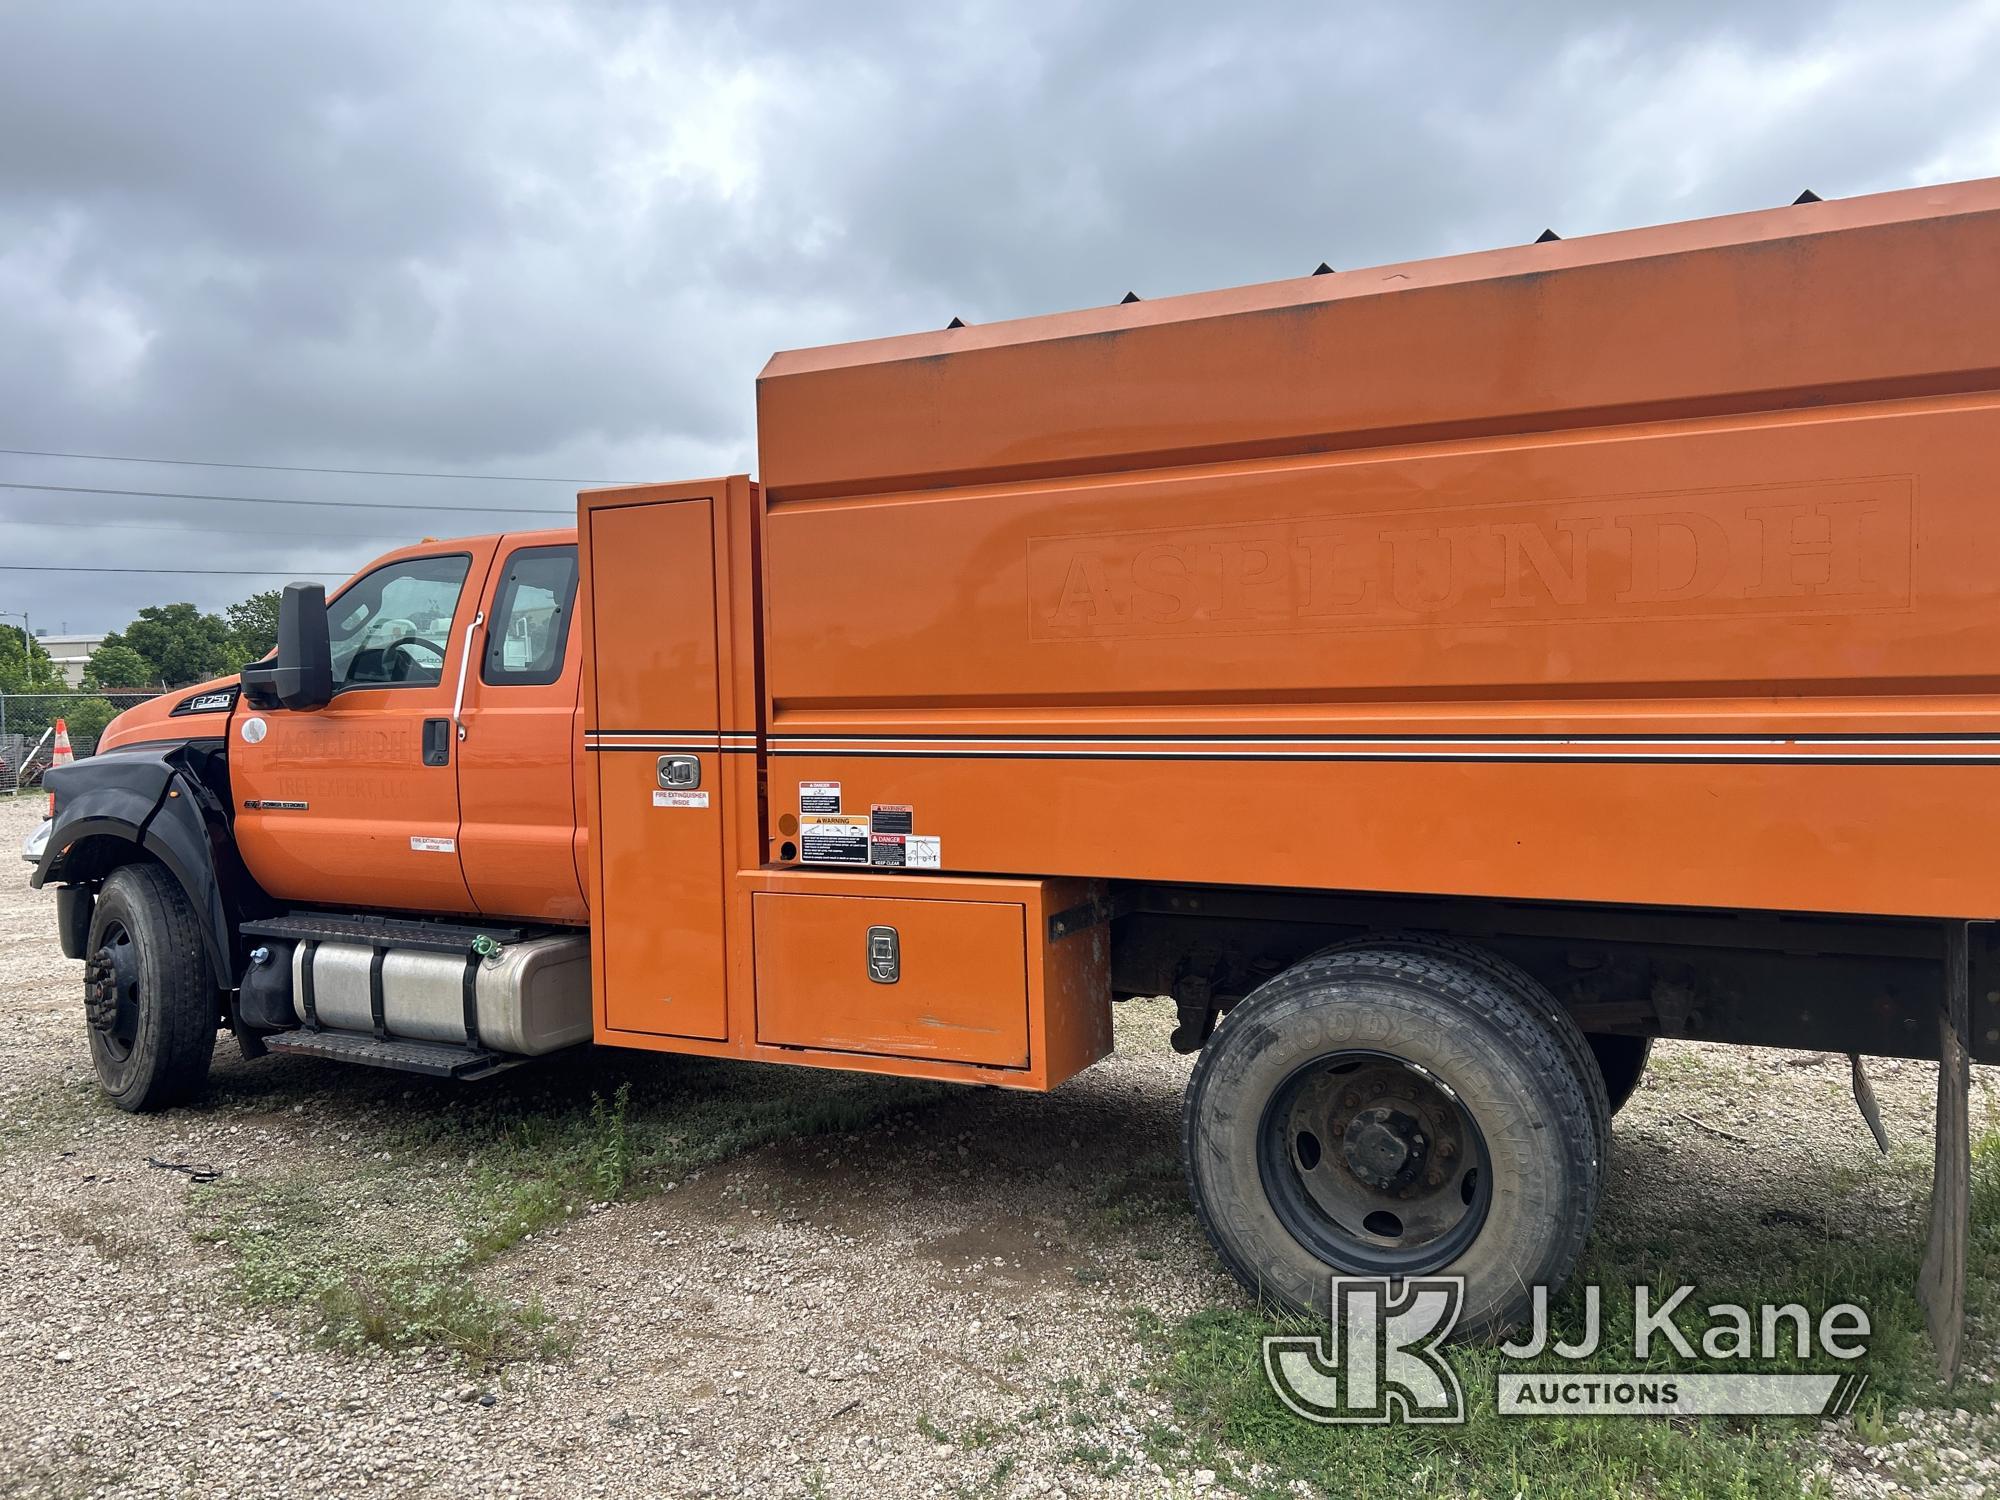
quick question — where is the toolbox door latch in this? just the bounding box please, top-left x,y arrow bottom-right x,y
866,926 -> 900,985
657,755 -> 701,789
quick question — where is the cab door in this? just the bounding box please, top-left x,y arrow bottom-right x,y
231,541 -> 497,915
455,536 -> 587,922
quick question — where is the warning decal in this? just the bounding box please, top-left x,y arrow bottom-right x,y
868,833 -> 906,867
870,803 -> 914,835
653,789 -> 709,809
800,781 -> 841,815
799,814 -> 869,864
906,835 -> 942,870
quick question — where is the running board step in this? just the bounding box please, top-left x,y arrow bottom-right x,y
262,1028 -> 525,1080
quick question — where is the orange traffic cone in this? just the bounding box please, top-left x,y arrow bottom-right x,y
47,717 -> 72,817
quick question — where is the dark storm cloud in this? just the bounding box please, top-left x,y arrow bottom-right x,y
1,0 -> 1996,633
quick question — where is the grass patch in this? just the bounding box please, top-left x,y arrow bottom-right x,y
951,1453 -> 1018,1497
191,1144 -> 577,1364
1139,1124 -> 2000,1499
315,1265 -> 566,1364
1077,1146 -> 1188,1230
191,1052 -> 941,1363
0,1077 -> 105,1153
1069,1440 -> 1131,1476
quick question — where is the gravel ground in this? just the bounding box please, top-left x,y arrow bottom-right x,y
0,792 -> 1995,1499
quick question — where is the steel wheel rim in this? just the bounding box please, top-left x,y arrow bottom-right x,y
84,920 -> 142,1063
1256,1048 -> 1492,1275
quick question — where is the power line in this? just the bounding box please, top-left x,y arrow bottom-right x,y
0,480 -> 572,516
0,565 -> 354,577
0,445 -> 640,485
3,516 -> 429,544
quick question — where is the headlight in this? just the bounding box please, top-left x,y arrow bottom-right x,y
21,818 -> 50,866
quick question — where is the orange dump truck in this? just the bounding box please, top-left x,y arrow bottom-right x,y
26,178 -> 2000,1344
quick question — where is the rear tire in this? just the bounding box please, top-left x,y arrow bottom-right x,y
1587,1033 -> 1652,1115
1183,946 -> 1601,1338
83,863 -> 217,1112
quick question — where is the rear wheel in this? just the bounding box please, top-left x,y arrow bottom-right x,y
1306,932 -> 1610,1198
1183,946 -> 1601,1337
83,863 -> 217,1112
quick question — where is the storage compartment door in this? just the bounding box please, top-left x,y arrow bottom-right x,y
588,497 -> 728,1040
752,893 -> 1029,1067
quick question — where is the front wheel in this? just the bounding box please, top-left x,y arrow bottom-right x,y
1182,946 -> 1601,1338
83,863 -> 218,1112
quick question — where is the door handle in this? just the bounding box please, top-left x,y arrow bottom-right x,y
422,718 -> 451,766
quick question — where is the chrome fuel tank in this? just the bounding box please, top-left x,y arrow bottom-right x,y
290,934 -> 591,1056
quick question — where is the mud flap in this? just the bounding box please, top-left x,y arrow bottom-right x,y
1919,921 -> 1973,1383
54,884 -> 94,960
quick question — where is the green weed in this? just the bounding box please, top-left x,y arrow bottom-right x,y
191,1052 -> 939,1364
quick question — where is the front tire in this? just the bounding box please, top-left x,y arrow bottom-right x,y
1183,946 -> 1601,1338
83,863 -> 218,1112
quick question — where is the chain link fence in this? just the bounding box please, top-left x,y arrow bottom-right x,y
1,691 -> 163,796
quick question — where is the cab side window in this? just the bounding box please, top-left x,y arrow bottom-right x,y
328,553 -> 472,691
483,545 -> 579,687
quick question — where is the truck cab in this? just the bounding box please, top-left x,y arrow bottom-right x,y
28,526 -> 609,1108
95,529 -> 588,924
228,530 -> 587,923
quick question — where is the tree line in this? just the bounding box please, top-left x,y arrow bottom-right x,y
0,589 -> 281,755
79,591 -> 281,691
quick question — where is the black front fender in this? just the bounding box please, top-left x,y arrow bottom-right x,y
32,742 -> 252,989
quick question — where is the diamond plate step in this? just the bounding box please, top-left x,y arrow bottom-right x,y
262,1028 -> 525,1080
242,911 -> 532,955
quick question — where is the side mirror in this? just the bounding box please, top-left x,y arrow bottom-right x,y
240,583 -> 333,711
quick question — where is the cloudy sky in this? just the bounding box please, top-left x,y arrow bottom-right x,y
3,0 -> 1998,638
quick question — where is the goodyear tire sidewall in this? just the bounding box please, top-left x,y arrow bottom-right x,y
1186,960 -> 1596,1337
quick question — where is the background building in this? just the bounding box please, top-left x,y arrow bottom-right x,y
35,632 -> 106,687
